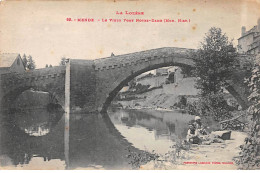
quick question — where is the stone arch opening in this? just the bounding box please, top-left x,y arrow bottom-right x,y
100,62 -> 194,113
1,86 -> 64,112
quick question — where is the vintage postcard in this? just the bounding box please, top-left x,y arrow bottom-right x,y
0,0 -> 260,170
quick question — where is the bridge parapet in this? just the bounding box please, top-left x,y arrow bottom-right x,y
94,47 -> 196,71
1,66 -> 65,80
1,66 -> 65,87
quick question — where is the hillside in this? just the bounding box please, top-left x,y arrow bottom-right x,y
113,77 -> 199,109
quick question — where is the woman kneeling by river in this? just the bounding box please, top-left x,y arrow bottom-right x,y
186,116 -> 224,145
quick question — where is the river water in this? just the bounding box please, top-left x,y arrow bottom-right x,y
0,108 -> 194,169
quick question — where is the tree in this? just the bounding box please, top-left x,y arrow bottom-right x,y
195,27 -> 236,96
179,96 -> 187,107
27,55 -> 36,70
60,57 -> 66,66
196,93 -> 232,121
49,64 -> 52,68
167,72 -> 175,83
181,66 -> 195,78
194,27 -> 236,121
22,54 -> 28,69
134,83 -> 150,94
128,79 -> 136,89
45,64 -> 48,68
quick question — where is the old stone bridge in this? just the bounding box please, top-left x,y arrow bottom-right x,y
0,47 -> 253,113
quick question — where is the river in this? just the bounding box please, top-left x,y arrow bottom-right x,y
0,108 -> 194,170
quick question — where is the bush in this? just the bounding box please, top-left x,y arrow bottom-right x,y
237,65 -> 260,169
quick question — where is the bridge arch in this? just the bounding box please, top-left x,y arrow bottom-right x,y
1,86 -> 65,111
0,66 -> 66,111
94,48 -> 196,113
94,48 -> 250,113
100,63 -> 192,112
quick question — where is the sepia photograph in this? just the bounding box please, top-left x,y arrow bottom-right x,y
0,0 -> 260,170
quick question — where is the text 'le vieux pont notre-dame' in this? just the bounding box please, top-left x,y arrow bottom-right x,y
66,11 -> 191,23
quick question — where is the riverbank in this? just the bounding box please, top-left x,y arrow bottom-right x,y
114,77 -> 199,110
114,106 -> 182,112
141,131 -> 247,170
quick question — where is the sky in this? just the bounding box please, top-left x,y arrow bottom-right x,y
0,0 -> 260,68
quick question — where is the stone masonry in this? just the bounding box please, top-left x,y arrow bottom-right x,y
0,47 -> 255,113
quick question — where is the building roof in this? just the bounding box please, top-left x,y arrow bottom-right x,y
0,53 -> 20,68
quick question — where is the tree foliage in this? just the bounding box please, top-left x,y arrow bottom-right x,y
128,79 -> 137,89
60,57 -> 67,66
22,54 -> 36,70
195,27 -> 236,96
193,27 -> 236,121
181,66 -> 195,78
22,54 -> 28,68
196,93 -> 232,121
168,72 -> 175,83
238,65 -> 260,169
27,55 -> 36,70
134,83 -> 151,94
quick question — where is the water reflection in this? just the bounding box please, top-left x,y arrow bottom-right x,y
108,109 -> 194,153
14,109 -> 63,136
0,109 -> 140,169
0,108 -> 194,169
0,109 -> 66,168
67,112 -> 138,169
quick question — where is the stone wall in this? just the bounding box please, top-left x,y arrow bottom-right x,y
163,77 -> 199,95
238,34 -> 254,54
136,75 -> 167,88
0,48 -> 256,113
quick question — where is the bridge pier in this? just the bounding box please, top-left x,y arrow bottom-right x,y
68,59 -> 97,113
